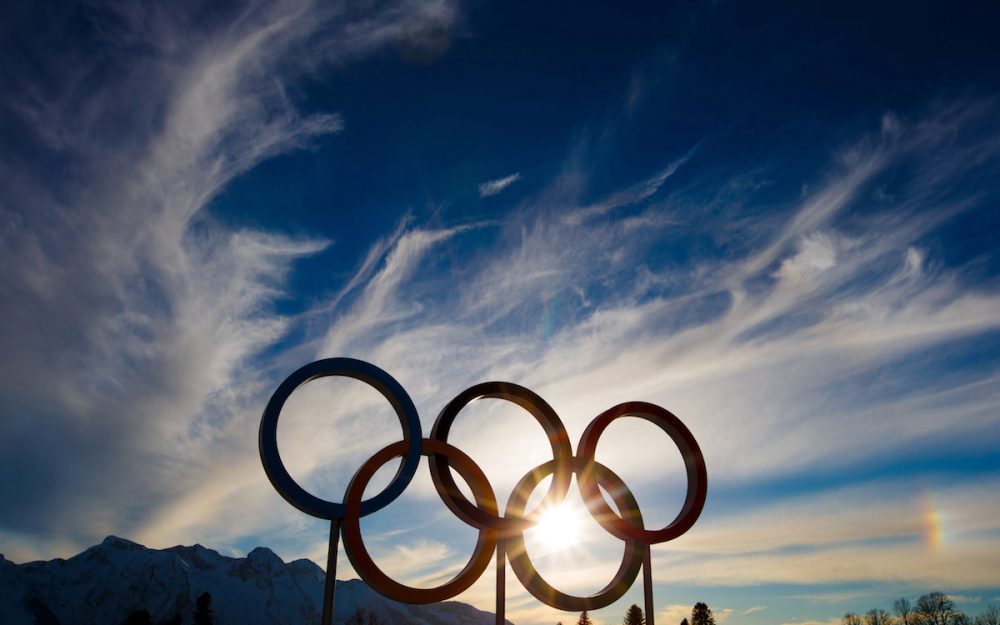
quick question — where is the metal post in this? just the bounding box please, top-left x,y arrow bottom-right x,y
322,519 -> 342,625
496,537 -> 506,625
643,545 -> 654,625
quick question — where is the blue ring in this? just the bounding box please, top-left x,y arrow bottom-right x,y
259,358 -> 422,520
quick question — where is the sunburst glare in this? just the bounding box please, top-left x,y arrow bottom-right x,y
533,502 -> 583,551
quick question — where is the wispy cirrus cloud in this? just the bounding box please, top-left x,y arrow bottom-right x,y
479,172 -> 522,197
780,619 -> 841,625
660,604 -> 695,625
652,474 -> 1000,587
0,0 -> 463,559
144,97 -> 1000,625
564,147 -> 695,225
657,604 -> 734,625
2,3 -> 999,621
948,596 -> 983,605
368,539 -> 454,581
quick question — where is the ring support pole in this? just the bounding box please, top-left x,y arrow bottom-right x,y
643,546 -> 654,625
496,538 -> 506,625
322,519 -> 342,625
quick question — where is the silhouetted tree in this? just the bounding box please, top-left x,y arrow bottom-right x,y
896,599 -> 916,625
843,593 -> 996,625
123,609 -> 152,625
916,592 -> 961,625
681,618 -> 689,625
692,603 -> 716,625
193,592 -> 213,625
867,609 -> 892,625
976,606 -> 1000,625
162,614 -> 183,625
578,611 -> 593,625
624,604 -> 645,625
346,607 -> 385,625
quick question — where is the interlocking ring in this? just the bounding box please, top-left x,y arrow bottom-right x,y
577,401 -> 707,543
260,358 -> 708,625
430,381 -> 574,532
342,438 -> 499,603
505,456 -> 645,611
258,357 -> 422,519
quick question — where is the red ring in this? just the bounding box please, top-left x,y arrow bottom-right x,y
576,401 -> 707,543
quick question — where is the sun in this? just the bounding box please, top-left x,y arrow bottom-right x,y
533,502 -> 582,551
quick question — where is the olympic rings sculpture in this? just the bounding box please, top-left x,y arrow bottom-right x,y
260,358 -> 707,625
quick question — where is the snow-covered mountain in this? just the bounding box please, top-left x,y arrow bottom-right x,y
0,536 -> 511,625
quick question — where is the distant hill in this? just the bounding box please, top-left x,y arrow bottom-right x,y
0,536 -> 512,625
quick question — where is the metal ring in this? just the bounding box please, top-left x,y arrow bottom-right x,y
429,381 -> 574,531
260,360 -> 710,619
341,438 -> 499,604
258,358 -> 423,520
576,401 -> 707,543
505,456 -> 645,611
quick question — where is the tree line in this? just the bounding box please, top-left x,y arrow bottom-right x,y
121,597 -> 386,625
122,591 -> 213,625
844,592 -> 999,625
559,600 -> 717,625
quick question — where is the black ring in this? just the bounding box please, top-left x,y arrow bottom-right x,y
429,381 -> 574,531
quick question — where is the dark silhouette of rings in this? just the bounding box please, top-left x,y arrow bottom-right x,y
505,456 -> 645,611
343,438 -> 499,603
577,402 -> 707,543
430,381 -> 574,532
259,358 -> 707,625
259,358 -> 422,519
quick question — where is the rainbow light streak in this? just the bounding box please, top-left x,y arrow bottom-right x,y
921,490 -> 943,551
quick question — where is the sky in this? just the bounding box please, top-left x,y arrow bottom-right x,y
2,2 -> 1000,625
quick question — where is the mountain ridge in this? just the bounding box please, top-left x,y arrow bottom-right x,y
0,535 -> 512,625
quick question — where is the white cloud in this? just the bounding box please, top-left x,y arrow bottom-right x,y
479,172 -> 522,197
646,474 -> 1000,588
4,8 -> 1000,617
782,591 -> 880,604
664,475 -> 1000,556
742,607 -> 767,616
172,104 -> 1000,600
565,147 -> 695,225
780,619 -> 841,625
251,100 -> 1000,597
660,604 -> 693,625
367,539 -> 454,580
0,0 -> 463,557
148,100 -> 1000,602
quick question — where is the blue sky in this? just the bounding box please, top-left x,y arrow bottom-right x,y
2,2 -> 1000,625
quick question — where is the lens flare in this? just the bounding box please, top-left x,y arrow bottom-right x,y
534,502 -> 582,550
